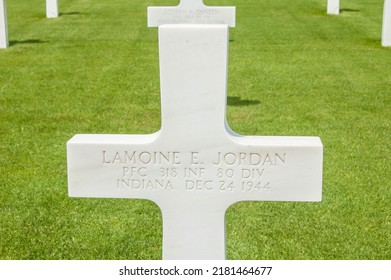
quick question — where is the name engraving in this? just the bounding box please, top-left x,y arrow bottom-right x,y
103,151 -> 181,165
213,152 -> 286,166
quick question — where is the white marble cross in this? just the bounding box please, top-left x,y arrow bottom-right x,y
148,0 -> 235,27
46,0 -> 59,18
67,24 -> 323,259
0,0 -> 8,48
327,0 -> 340,15
382,0 -> 391,46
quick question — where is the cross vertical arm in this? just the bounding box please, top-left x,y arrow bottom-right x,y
383,0 -> 391,46
0,0 -> 8,48
46,0 -> 59,18
327,0 -> 340,15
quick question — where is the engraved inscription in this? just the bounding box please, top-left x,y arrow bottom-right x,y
213,152 -> 286,166
103,151 -> 181,165
102,151 -> 287,193
117,179 -> 174,190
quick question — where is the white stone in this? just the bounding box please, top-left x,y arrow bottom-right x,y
327,0 -> 339,15
382,0 -> 391,46
0,0 -> 8,49
148,0 -> 235,27
46,0 -> 59,18
67,25 -> 323,260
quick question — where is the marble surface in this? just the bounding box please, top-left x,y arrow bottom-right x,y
46,0 -> 58,18
0,0 -> 8,48
148,0 -> 235,27
67,25 -> 323,260
383,0 -> 391,46
327,0 -> 340,15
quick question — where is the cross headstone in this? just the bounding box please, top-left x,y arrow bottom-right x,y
0,0 -> 8,49
327,0 -> 340,15
46,0 -> 59,18
147,0 -> 235,27
67,3 -> 323,260
383,0 -> 391,46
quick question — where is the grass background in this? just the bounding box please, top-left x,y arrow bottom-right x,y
0,0 -> 390,259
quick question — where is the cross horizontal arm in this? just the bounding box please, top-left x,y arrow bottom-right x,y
148,0 -> 235,27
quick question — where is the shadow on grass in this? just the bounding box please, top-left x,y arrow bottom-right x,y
59,12 -> 83,16
310,8 -> 360,16
364,38 -> 384,49
340,9 -> 361,13
9,39 -> 48,46
228,96 -> 261,106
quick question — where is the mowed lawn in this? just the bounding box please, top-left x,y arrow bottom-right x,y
0,0 -> 390,259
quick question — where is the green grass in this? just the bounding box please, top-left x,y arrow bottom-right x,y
1,0 -> 390,259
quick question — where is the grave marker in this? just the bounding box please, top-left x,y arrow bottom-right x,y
148,0 -> 235,27
67,22 -> 323,259
327,0 -> 340,15
46,0 -> 59,18
0,0 -> 8,48
383,0 -> 391,46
